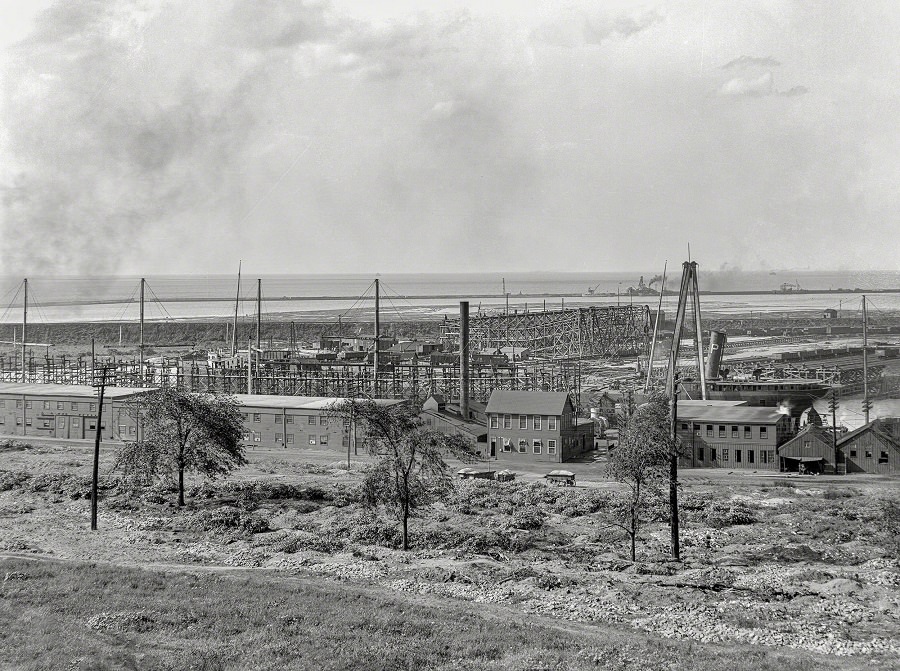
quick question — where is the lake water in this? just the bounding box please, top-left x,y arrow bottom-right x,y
0,271 -> 897,323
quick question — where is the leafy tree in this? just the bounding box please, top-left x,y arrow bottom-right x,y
115,388 -> 246,506
333,399 -> 476,550
605,393 -> 673,561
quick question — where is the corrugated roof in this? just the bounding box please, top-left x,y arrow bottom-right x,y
677,405 -> 787,423
237,395 -> 404,410
486,390 -> 570,415
0,382 -> 153,399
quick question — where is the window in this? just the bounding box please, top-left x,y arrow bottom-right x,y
697,447 -> 704,461
309,436 -> 317,445
57,402 -> 64,410
533,440 -> 542,454
722,449 -> 729,461
320,416 -> 327,425
15,417 -> 21,426
767,450 -> 775,463
710,448 -> 717,461
850,449 -> 857,458
57,418 -> 65,428
275,433 -> 283,442
879,451 -> 889,464
26,418 -> 32,426
41,420 -> 50,428
253,413 -> 261,423
89,403 -> 96,412
547,439 -> 557,454
694,424 -> 701,436
43,401 -> 51,410
504,414 -> 511,429
735,450 -> 742,463
760,427 -> 768,440
0,401 -> 4,408
343,418 -> 351,427
518,439 -> 527,453
760,450 -> 768,464
71,402 -> 77,411
342,436 -> 350,447
241,413 -> 248,420
0,417 -> 4,425
865,450 -> 872,458
803,441 -> 811,449
548,416 -> 557,431
286,415 -> 294,424
254,432 -> 261,442
706,425 -> 713,437
16,400 -> 22,409
519,415 -> 527,429
25,401 -> 32,409
276,415 -> 283,424
318,434 -> 329,445
242,431 -> 251,441
502,438 -> 512,452
286,434 -> 294,444
744,426 -> 751,439
718,425 -> 725,438
129,426 -> 136,436
72,418 -> 80,427
731,426 -> 738,439
680,422 -> 688,430
748,450 -> 755,464
490,415 -> 499,429
534,415 -> 542,430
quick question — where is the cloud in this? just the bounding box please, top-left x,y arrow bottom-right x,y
533,6 -> 663,48
718,71 -> 774,96
722,55 -> 781,69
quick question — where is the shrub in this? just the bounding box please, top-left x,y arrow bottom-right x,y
0,470 -> 30,492
510,508 -> 544,530
702,500 -> 757,528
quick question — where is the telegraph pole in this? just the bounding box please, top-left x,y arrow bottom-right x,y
373,278 -> 380,397
21,278 -> 27,383
862,295 -> 871,423
668,352 -> 681,561
828,390 -> 841,474
90,365 -> 116,531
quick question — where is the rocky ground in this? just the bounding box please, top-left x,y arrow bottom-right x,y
1,440 -> 898,663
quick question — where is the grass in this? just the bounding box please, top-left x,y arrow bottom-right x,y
0,557 -> 890,671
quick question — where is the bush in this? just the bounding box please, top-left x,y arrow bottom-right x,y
0,470 -> 30,492
702,500 -> 757,528
510,508 -> 544,530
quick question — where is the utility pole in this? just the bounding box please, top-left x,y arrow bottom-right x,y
668,353 -> 680,561
373,278 -> 380,398
256,278 -> 262,355
862,295 -> 870,423
90,365 -> 116,531
139,277 -> 145,385
21,278 -> 27,383
829,390 -> 841,474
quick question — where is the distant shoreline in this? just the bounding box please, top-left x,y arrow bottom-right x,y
6,287 -> 900,308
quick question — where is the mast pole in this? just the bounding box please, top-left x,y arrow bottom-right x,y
863,295 -> 869,423
645,261 -> 667,393
22,278 -> 27,383
232,261 -> 241,357
374,278 -> 380,397
256,278 -> 262,354
690,262 -> 707,400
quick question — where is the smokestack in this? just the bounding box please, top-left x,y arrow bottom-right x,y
460,301 -> 470,421
705,330 -> 727,380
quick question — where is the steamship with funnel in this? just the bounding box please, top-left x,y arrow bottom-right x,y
655,260 -> 832,418
680,330 -> 831,417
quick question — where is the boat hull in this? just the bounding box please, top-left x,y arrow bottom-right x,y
680,380 -> 831,416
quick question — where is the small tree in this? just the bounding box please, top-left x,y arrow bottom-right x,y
605,393 -> 673,561
334,399 -> 476,550
116,388 -> 246,506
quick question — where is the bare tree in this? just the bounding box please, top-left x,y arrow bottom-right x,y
605,393 -> 673,561
333,399 -> 476,550
116,388 -> 246,506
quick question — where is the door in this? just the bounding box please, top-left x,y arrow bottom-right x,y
55,416 -> 67,439
490,438 -> 496,458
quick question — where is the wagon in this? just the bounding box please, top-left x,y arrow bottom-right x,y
544,470 -> 576,486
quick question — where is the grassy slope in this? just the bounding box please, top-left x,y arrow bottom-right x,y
0,556 -> 879,671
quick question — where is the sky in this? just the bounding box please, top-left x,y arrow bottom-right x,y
0,0 -> 897,276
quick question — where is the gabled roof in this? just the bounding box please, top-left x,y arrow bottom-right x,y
778,423 -> 833,450
0,382 -> 153,400
677,405 -> 787,423
486,390 -> 570,415
837,417 -> 900,448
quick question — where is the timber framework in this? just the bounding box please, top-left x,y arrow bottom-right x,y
441,305 -> 651,361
